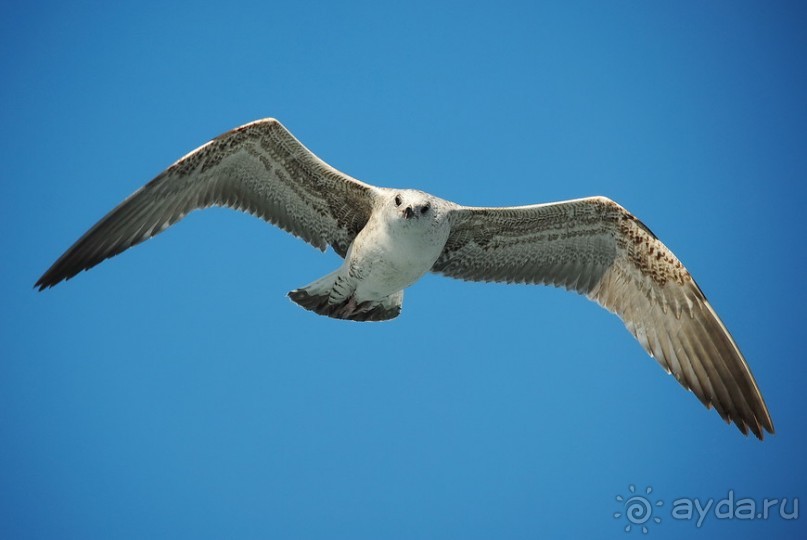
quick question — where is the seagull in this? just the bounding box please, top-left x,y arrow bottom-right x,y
36,118 -> 774,439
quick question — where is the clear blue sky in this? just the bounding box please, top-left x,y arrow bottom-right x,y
2,1 -> 805,538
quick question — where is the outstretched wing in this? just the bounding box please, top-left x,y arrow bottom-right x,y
36,118 -> 379,289
433,196 -> 774,439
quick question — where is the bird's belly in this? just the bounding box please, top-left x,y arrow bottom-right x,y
369,260 -> 426,293
350,241 -> 440,301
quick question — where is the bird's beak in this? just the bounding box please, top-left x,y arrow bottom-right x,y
404,206 -> 415,219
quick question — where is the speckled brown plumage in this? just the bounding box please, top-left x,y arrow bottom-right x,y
433,197 -> 773,438
35,118 -> 774,440
35,119 -> 376,290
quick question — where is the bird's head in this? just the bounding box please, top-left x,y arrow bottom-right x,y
388,190 -> 435,223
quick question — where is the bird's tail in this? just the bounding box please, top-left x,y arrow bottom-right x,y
288,271 -> 402,322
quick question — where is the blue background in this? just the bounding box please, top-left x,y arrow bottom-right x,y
2,1 -> 805,538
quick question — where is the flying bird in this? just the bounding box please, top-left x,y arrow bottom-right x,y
36,118 -> 774,439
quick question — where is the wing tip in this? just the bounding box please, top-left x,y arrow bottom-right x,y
729,411 -> 775,441
35,256 -> 95,291
34,271 -> 69,291
34,272 -> 59,291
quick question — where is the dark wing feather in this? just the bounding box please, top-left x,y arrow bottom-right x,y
433,196 -> 774,439
36,119 -> 378,289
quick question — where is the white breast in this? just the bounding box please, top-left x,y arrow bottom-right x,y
347,209 -> 450,301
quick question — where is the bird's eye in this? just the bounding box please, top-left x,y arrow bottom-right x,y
421,203 -> 430,214
394,195 -> 402,207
